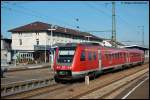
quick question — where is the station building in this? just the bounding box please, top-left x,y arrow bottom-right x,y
9,21 -> 103,63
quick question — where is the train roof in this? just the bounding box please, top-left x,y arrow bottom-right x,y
53,43 -> 144,53
54,42 -> 102,47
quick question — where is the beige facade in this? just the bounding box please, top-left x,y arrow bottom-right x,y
12,32 -> 95,51
11,31 -> 96,63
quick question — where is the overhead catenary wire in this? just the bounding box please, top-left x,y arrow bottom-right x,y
83,2 -> 138,35
3,2 -> 110,35
2,2 -> 89,32
83,2 -> 146,46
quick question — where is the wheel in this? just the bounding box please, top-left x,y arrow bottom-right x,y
54,75 -> 61,83
88,72 -> 96,80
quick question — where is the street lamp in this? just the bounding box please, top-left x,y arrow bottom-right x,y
85,35 -> 92,42
47,28 -> 56,68
15,50 -> 17,66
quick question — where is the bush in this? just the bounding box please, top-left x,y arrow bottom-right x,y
28,60 -> 35,64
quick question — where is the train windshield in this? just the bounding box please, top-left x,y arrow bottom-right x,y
57,47 -> 76,65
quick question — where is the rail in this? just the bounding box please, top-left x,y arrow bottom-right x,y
1,77 -> 54,97
69,64 -> 149,99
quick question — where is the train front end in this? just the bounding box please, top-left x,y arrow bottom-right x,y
53,44 -> 77,81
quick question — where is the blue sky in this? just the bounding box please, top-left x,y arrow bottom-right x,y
1,1 -> 149,47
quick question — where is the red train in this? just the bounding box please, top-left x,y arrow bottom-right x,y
53,43 -> 144,82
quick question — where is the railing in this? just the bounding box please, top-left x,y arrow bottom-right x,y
1,77 -> 54,97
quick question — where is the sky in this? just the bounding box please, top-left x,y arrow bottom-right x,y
1,1 -> 149,47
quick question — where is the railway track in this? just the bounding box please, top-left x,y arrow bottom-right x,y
1,77 -> 55,98
1,63 -> 149,99
69,64 -> 149,99
1,77 -> 74,99
77,69 -> 148,99
101,72 -> 149,99
30,64 -> 149,99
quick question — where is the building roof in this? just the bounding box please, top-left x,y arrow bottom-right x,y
8,21 -> 103,41
8,21 -> 52,32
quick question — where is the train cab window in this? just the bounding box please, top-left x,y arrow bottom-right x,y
93,52 -> 97,60
57,47 -> 76,64
80,50 -> 86,61
88,51 -> 92,61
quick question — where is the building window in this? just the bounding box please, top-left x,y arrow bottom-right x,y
36,39 -> 39,45
19,33 -> 22,35
36,33 -> 39,35
19,39 -> 22,45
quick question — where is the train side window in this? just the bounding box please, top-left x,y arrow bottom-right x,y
111,54 -> 113,60
109,54 -> 112,60
107,54 -> 110,59
80,50 -> 85,61
120,53 -> 121,58
105,54 -> 107,59
121,53 -> 122,58
111,54 -> 113,59
116,53 -> 118,59
88,51 -> 92,61
93,52 -> 97,60
115,53 -> 117,59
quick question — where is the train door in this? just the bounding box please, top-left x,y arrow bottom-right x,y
125,52 -> 128,63
98,49 -> 101,70
126,52 -> 130,63
128,52 -> 130,63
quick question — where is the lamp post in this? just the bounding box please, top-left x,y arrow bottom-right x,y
15,50 -> 16,66
45,37 -> 47,63
47,28 -> 56,67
